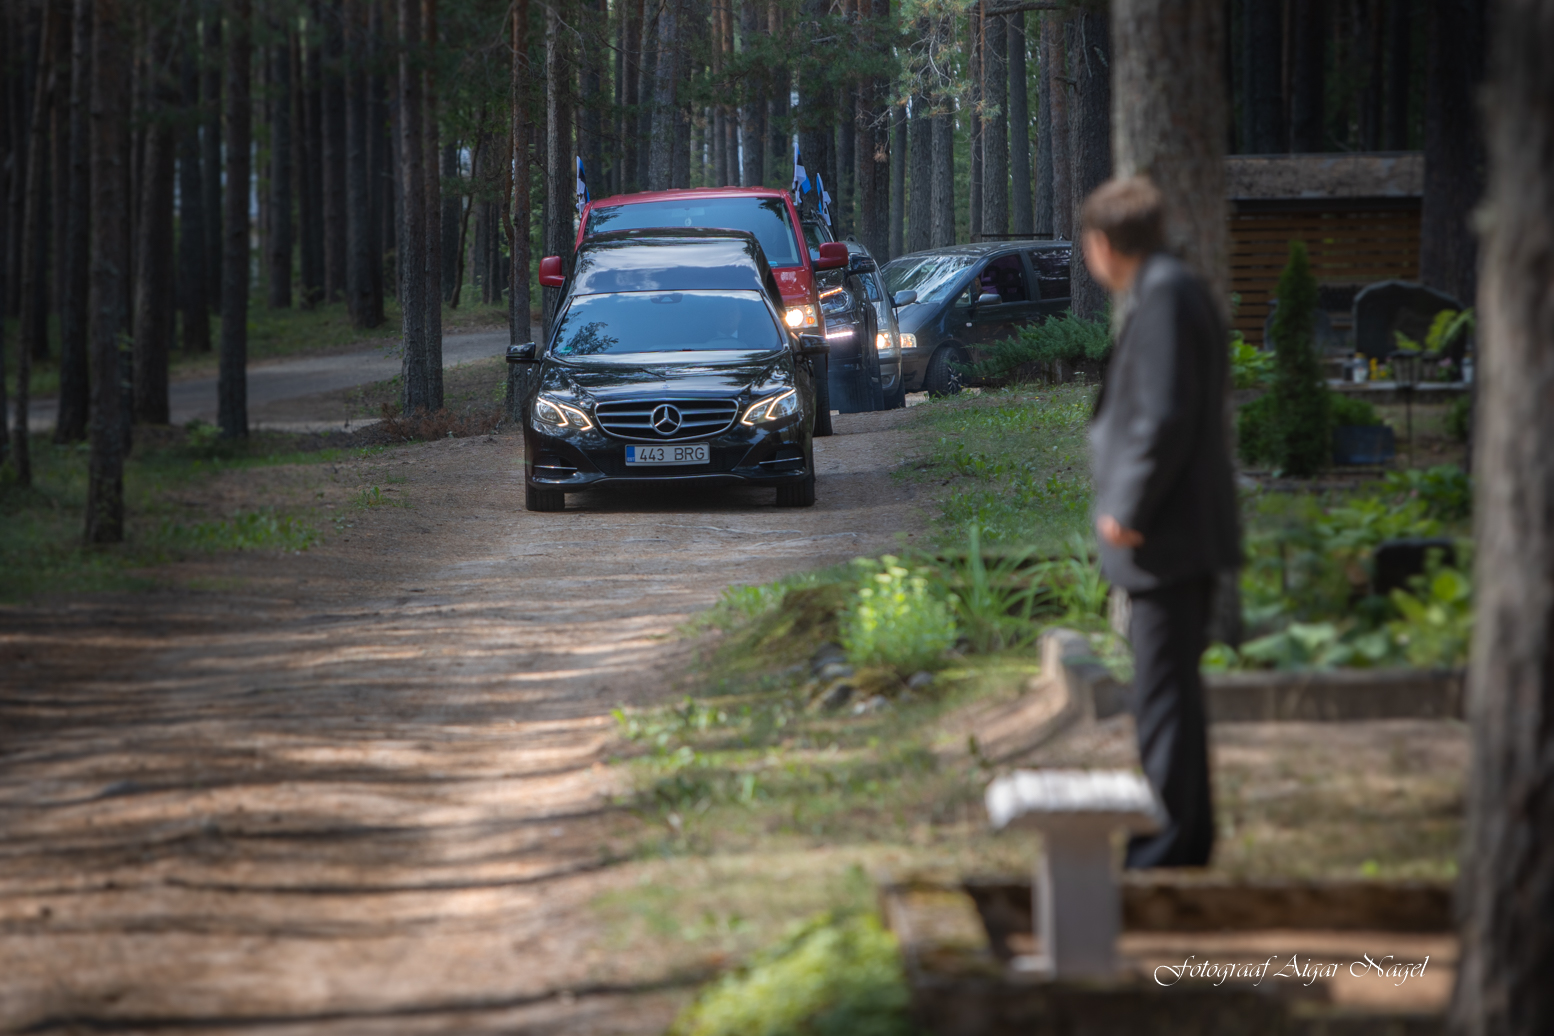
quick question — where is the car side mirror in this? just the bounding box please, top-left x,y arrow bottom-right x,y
891,289 -> 917,307
506,342 -> 537,363
848,253 -> 877,274
814,242 -> 849,270
538,255 -> 565,287
977,292 -> 1002,306
795,333 -> 829,356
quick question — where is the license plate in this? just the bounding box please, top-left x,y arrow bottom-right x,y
625,443 -> 710,466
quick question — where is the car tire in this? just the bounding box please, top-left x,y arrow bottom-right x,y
813,355 -> 835,437
775,463 -> 816,508
885,378 -> 907,410
525,484 -> 566,512
923,345 -> 965,397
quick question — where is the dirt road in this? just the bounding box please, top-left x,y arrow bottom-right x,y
0,410 -> 926,1034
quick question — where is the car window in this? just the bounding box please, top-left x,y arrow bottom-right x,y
1028,247 -> 1072,300
975,253 -> 1029,303
584,198 -> 803,268
552,290 -> 783,357
881,253 -> 978,305
860,272 -> 881,303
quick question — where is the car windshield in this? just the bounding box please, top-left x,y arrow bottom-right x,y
585,198 -> 803,268
882,254 -> 979,304
551,290 -> 783,358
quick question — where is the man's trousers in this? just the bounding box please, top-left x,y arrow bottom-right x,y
1124,575 -> 1215,868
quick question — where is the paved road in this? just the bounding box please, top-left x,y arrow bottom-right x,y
25,329 -> 514,433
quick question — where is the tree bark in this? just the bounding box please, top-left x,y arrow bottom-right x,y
422,0 -> 442,409
637,0 -> 657,191
218,0 -> 251,439
968,4 -> 983,241
86,0 -> 129,542
56,0 -> 92,442
133,18 -> 175,426
1111,0 -> 1228,303
621,0 -> 642,193
366,0 -> 386,323
1045,13 -> 1070,239
983,10 -> 1009,239
177,30 -> 209,357
908,92 -> 931,252
267,20 -> 293,309
344,0 -> 373,325
1382,0 -> 1410,150
1454,4 -> 1554,1033
1288,0 -> 1326,152
1242,0 -> 1284,153
1067,8 -> 1110,319
739,0 -> 764,187
543,0 -> 573,338
509,0 -> 531,341
1420,0 -> 1485,307
398,0 -> 427,411
1034,12 -> 1053,237
856,0 -> 890,259
201,2 -> 223,319
15,1 -> 59,484
1009,12 -> 1032,236
889,101 -> 905,258
930,100 -> 955,246
51,1 -> 71,325
299,19 -> 324,306
322,0 -> 347,303
670,0 -> 690,189
648,0 -> 675,190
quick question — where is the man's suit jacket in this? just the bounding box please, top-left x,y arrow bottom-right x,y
1088,252 -> 1242,592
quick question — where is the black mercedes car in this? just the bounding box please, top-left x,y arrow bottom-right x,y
505,229 -> 829,512
882,241 -> 1073,396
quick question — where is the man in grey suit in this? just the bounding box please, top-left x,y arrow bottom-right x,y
1082,177 -> 1242,868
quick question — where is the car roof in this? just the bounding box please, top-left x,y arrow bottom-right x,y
885,239 -> 1073,263
587,186 -> 791,208
570,229 -> 782,302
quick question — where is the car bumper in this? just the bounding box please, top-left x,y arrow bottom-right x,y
525,425 -> 810,493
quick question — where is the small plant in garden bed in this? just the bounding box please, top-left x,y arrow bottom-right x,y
963,310 -> 1112,386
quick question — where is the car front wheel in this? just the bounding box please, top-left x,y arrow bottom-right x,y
923,345 -> 965,397
775,455 -> 816,507
525,484 -> 567,512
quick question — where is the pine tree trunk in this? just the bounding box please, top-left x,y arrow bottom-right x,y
889,102 -> 905,258
648,0 -> 675,190
422,0 -> 442,409
299,22 -> 324,306
967,4 -> 982,242
56,0 -> 92,442
365,0 -> 386,323
509,0 -> 531,340
1382,0 -> 1410,150
15,2 -> 58,484
982,10 -> 1009,239
177,31 -> 210,356
1034,12 -> 1053,237
637,0 -> 657,191
1289,0 -> 1326,152
133,19 -> 175,426
855,0 -> 890,259
267,22 -> 293,309
1045,14 -> 1070,239
621,0 -> 642,193
50,6 -> 71,326
86,0 -> 129,542
670,0 -> 690,191
1454,5 -> 1554,1032
344,0 -> 373,326
907,92 -> 931,253
739,0 -> 763,188
543,0 -> 573,337
1066,8 -> 1110,320
398,0 -> 427,412
201,1 -> 223,319
322,0 -> 346,302
1111,0 -> 1228,302
929,95 -> 954,246
1420,0 -> 1485,307
218,0 -> 251,439
1009,12 -> 1032,237
1242,0 -> 1284,153
439,141 -> 458,301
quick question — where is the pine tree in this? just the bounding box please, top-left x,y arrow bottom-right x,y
1268,240 -> 1330,477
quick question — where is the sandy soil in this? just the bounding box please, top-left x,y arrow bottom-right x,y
0,409 -> 928,1034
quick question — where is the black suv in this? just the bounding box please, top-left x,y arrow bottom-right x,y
882,241 -> 1073,396
801,222 -> 907,415
506,229 -> 829,511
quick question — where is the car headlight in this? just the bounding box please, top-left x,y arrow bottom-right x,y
819,289 -> 853,317
740,388 -> 798,426
785,304 -> 818,329
533,394 -> 593,431
876,331 -> 899,358
899,332 -> 917,350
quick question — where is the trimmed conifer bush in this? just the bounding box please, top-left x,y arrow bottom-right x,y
1267,240 -> 1332,477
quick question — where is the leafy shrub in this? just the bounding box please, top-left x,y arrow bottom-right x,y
1266,241 -> 1331,476
1229,332 -> 1274,390
1329,394 -> 1380,428
1238,621 -> 1399,671
670,913 -> 915,1036
966,311 -> 1112,385
1388,567 -> 1473,668
1236,393 -> 1279,467
1446,395 -> 1473,443
1382,465 -> 1472,521
840,557 -> 958,672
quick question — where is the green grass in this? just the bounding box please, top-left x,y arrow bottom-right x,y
901,384 -> 1096,550
0,431 -> 366,602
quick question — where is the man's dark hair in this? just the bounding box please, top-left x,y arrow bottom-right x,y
1081,177 -> 1166,256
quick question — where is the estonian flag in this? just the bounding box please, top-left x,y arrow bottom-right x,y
790,139 -> 808,200
814,172 -> 832,229
575,156 -> 590,216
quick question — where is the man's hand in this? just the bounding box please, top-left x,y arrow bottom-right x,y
1097,514 -> 1144,548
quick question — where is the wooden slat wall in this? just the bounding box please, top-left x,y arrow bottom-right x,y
1229,203 -> 1421,346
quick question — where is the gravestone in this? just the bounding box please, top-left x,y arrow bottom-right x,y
1373,537 -> 1458,596
1352,280 -> 1465,361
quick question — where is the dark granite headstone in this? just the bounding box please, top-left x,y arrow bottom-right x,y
1373,537 -> 1458,596
1353,280 -> 1465,361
